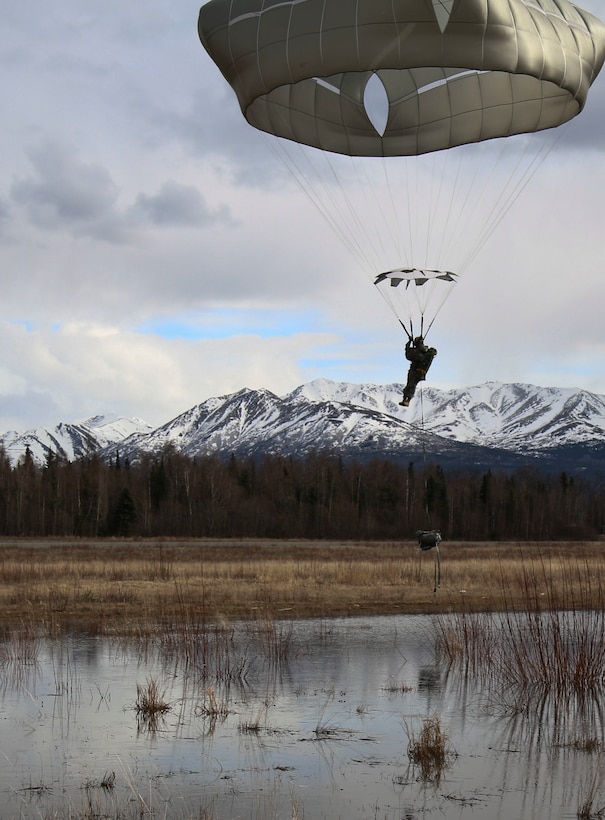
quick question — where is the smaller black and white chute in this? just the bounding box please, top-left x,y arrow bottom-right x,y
374,268 -> 458,341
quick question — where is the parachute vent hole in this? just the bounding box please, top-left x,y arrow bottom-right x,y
432,0 -> 455,33
363,73 -> 389,137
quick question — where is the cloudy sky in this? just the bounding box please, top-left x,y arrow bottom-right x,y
1,0 -> 604,432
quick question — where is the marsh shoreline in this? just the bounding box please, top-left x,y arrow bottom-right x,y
1,537 -> 604,631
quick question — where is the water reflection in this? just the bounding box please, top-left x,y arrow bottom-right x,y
0,614 -> 603,818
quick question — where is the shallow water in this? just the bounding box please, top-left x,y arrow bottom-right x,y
0,614 -> 602,819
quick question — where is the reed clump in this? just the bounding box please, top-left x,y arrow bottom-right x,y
134,676 -> 171,734
135,676 -> 170,715
406,715 -> 453,784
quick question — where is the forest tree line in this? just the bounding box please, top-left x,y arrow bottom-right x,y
0,445 -> 603,540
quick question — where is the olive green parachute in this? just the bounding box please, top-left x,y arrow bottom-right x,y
198,0 -> 605,340
198,0 -> 605,157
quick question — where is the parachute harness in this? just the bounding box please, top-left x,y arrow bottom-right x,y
418,387 -> 441,593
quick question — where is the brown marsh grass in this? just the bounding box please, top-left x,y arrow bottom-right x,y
405,715 -> 453,784
134,676 -> 171,734
435,554 -> 605,696
135,676 -> 170,716
432,551 -> 605,773
0,537 -> 604,632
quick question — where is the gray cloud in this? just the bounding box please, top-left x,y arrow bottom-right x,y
0,198 -> 11,236
172,83 -> 292,190
131,180 -> 232,227
10,139 -> 127,242
557,80 -> 605,151
9,138 -> 234,243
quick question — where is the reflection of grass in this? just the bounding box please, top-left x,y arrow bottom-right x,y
84,770 -> 115,791
80,760 -> 220,819
195,686 -> 230,718
383,679 -> 413,693
405,715 -> 453,784
579,799 -> 605,819
249,613 -> 295,666
3,540 -> 605,630
18,780 -> 52,796
238,700 -> 271,735
0,625 -> 41,692
578,753 -> 605,819
238,717 -> 264,734
0,624 -> 40,664
578,803 -> 605,820
571,737 -> 601,753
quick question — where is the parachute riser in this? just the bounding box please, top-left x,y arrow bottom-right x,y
399,319 -> 413,341
398,317 -> 434,344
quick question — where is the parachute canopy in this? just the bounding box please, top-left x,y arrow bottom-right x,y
198,0 -> 604,342
374,268 -> 459,338
374,269 -> 458,289
198,0 -> 605,157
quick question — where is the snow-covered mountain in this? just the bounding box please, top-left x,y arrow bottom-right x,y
0,414 -> 153,466
3,380 -> 605,471
107,386 -> 512,469
294,380 -> 605,454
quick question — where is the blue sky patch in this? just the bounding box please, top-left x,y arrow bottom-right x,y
135,308 -> 325,340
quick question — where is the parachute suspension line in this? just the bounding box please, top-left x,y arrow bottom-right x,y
440,144 -> 491,268
350,155 -> 399,268
392,128 -> 561,281
423,312 -> 437,339
324,155 -> 381,268
424,151 -> 441,265
457,129 -> 562,272
426,145 -> 463,267
420,270 -> 459,340
379,154 -> 406,264
310,153 -> 378,271
264,139 -> 346,250
376,152 -> 421,269
405,155 -> 419,266
266,124 -> 557,344
433,145 -> 467,265
375,282 -> 414,336
264,137 -> 375,273
420,387 -> 430,527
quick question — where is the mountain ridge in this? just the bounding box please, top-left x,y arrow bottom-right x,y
3,380 -> 605,472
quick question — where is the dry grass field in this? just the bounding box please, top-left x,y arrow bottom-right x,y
0,537 -> 604,633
